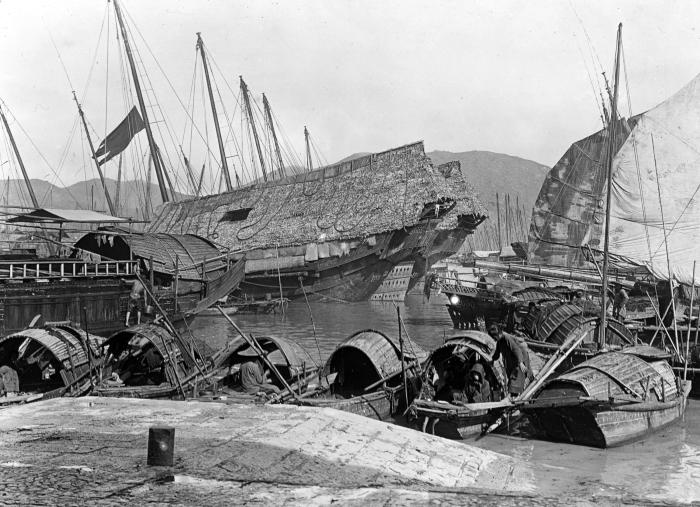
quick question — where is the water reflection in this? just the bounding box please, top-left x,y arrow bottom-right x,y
190,295 -> 456,363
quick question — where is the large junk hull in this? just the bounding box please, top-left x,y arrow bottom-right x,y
238,223 -> 450,302
527,393 -> 688,448
148,142 -> 487,303
0,279 -> 129,337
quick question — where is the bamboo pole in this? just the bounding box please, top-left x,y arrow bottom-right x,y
398,307 -> 409,409
684,261 -> 696,381
651,133 -> 679,353
216,306 -> 300,401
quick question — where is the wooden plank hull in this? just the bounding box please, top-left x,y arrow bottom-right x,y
294,389 -> 401,421
527,388 -> 689,448
410,401 -> 492,439
0,279 -> 129,337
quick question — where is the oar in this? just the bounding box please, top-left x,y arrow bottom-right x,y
216,305 -> 300,401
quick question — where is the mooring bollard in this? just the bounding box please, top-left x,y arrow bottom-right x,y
147,426 -> 175,466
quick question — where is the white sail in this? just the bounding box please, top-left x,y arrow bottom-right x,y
608,73 -> 700,285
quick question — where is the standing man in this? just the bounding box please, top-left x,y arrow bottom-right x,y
488,323 -> 532,398
612,286 -> 629,320
125,269 -> 146,327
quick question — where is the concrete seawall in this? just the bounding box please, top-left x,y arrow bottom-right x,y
0,397 -> 551,504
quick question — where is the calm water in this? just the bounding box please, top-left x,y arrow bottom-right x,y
190,294 -> 454,364
191,294 -> 700,504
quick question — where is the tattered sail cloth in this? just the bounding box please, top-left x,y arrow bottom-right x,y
95,106 -> 145,165
529,72 -> 700,286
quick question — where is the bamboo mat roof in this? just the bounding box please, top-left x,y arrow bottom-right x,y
148,141 -> 486,250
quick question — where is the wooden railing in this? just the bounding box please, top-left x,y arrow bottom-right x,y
0,259 -> 137,281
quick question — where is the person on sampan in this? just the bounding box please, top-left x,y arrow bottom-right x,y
464,363 -> 492,403
240,357 -> 281,395
488,323 -> 532,398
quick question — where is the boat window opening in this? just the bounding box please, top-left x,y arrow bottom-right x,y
220,208 -> 253,222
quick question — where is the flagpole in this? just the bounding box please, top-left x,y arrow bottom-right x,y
73,91 -> 116,216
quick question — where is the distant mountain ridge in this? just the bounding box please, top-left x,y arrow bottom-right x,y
1,178 -> 188,220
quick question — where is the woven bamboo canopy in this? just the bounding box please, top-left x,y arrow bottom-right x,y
148,141 -> 486,251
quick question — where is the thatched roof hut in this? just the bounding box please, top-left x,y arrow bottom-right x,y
148,141 -> 486,252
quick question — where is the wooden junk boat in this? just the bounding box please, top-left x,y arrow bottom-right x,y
408,331 -> 542,439
523,346 -> 691,448
293,329 -> 427,420
148,142 -> 487,302
0,211 -> 245,337
0,322 -> 103,407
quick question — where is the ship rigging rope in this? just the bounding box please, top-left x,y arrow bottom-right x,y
120,2 -> 231,193
533,136 -> 606,255
333,155 -> 390,234
235,182 -> 297,242
301,133 -> 327,197
315,169 -> 345,231
298,278 -> 323,366
621,41 -> 655,275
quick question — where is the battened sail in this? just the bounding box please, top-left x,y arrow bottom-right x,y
529,73 -> 700,285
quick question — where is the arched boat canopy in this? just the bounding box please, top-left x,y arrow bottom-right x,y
74,231 -> 226,280
212,335 -> 315,377
322,329 -> 427,379
429,332 -> 497,365
424,332 -> 507,395
529,302 -> 633,346
511,287 -> 566,304
0,325 -> 103,388
542,351 -> 678,401
103,323 -> 201,384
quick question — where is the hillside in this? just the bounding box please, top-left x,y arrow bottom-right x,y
1,178 -> 188,220
427,150 -> 549,217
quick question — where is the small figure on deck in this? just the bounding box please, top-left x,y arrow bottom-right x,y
464,363 -> 492,403
612,286 -> 629,320
240,358 -> 281,395
488,323 -> 532,398
125,275 -> 146,327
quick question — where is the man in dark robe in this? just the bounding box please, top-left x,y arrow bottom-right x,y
465,363 -> 492,403
240,358 -> 281,395
488,323 -> 532,397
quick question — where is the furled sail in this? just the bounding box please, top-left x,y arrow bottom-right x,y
529,72 -> 700,285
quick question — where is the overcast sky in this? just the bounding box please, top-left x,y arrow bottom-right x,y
2,0 -> 700,189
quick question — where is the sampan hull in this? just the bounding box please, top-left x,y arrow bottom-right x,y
527,390 -> 689,448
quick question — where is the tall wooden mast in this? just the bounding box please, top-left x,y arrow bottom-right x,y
304,126 -> 312,172
115,155 -> 122,215
263,93 -> 285,179
0,104 -> 38,208
73,91 -> 117,215
112,0 -> 169,203
196,33 -> 232,191
599,23 -> 623,349
240,76 -> 268,182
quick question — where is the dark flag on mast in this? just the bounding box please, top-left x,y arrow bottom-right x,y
94,106 -> 145,165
